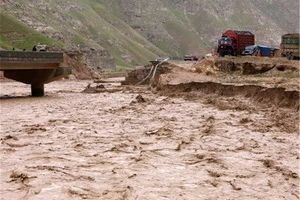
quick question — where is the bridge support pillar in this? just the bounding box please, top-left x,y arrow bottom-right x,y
31,83 -> 44,97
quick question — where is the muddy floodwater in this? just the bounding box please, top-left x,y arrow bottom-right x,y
0,80 -> 299,200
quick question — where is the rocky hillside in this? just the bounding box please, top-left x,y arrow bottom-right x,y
0,0 -> 299,70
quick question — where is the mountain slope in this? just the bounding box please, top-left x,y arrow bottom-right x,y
0,0 -> 299,69
113,0 -> 299,54
0,12 -> 62,50
1,0 -> 166,69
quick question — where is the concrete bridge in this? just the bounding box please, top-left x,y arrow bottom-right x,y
0,51 -> 71,96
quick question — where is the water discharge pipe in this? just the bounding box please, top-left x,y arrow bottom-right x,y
151,58 -> 170,82
136,58 -> 169,85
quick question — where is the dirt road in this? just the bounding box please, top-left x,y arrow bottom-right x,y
0,80 -> 299,200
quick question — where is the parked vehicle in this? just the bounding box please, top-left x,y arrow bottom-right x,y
32,44 -> 48,52
184,55 -> 198,61
217,30 -> 255,57
280,33 -> 299,60
243,45 -> 278,57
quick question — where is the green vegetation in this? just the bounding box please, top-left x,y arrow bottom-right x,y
0,13 -> 62,50
0,0 -> 298,69
72,34 -> 85,46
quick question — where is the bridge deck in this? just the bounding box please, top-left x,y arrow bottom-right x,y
0,51 -> 69,96
0,51 -> 63,70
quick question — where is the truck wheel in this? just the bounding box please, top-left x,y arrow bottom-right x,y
219,49 -> 225,57
228,49 -> 234,56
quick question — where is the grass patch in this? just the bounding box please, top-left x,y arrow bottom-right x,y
0,12 -> 62,50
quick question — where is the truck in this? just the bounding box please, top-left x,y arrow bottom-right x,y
217,30 -> 255,57
280,33 -> 299,60
184,55 -> 198,61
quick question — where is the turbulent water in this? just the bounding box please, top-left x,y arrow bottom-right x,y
0,80 -> 299,199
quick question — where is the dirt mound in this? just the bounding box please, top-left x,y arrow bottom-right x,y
191,57 -> 217,76
122,65 -> 152,85
190,56 -> 299,75
124,57 -> 299,88
215,59 -> 277,75
122,57 -> 299,110
215,56 -> 299,74
122,62 -> 177,85
157,82 -> 299,110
